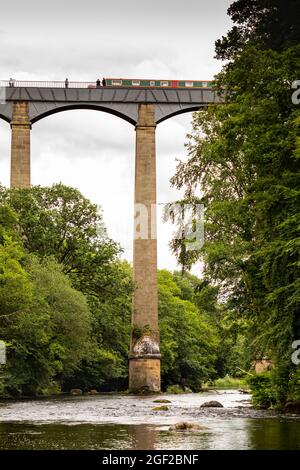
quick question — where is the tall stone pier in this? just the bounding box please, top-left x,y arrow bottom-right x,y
10,101 -> 31,188
129,104 -> 161,393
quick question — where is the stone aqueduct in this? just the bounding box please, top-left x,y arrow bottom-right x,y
0,81 -> 221,392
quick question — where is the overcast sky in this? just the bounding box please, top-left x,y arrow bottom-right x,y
0,0 -> 232,271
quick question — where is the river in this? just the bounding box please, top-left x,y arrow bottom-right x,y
0,390 -> 299,450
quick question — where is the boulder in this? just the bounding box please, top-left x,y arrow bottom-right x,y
133,385 -> 152,395
169,422 -> 207,431
151,405 -> 169,411
70,388 -> 83,396
89,389 -> 99,395
200,400 -> 223,408
153,399 -> 171,404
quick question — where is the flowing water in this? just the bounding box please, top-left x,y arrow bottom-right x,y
0,390 -> 299,450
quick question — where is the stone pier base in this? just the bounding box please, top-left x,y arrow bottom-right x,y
129,357 -> 161,393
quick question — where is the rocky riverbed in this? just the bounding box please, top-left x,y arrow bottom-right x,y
0,390 -> 299,449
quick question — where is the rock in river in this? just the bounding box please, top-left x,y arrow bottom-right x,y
200,400 -> 223,408
151,405 -> 169,411
70,389 -> 83,396
169,422 -> 207,431
152,399 -> 171,404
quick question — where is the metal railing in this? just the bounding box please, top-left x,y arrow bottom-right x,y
0,80 -> 102,89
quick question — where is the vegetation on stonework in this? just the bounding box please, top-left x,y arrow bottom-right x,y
131,323 -> 152,340
0,184 -> 228,397
169,0 -> 300,409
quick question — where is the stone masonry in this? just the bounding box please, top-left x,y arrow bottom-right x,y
10,101 -> 31,188
129,104 -> 161,392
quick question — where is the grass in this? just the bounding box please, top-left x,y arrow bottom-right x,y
210,376 -> 248,390
166,384 -> 192,394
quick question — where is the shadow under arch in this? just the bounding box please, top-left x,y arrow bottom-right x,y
156,105 -> 203,124
31,104 -> 136,126
0,113 -> 10,124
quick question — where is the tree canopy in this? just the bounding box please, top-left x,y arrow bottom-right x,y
0,184 -> 223,396
170,1 -> 300,407
215,0 -> 300,60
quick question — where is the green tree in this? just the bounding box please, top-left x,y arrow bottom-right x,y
173,271 -> 251,377
158,270 -> 219,389
0,184 -> 120,298
0,238 -> 33,322
0,184 -> 134,394
170,4 -> 300,406
63,260 -> 133,391
215,0 -> 300,60
1,255 -> 93,396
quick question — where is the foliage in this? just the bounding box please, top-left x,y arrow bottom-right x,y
215,0 -> 300,60
132,324 -> 143,340
172,272 -> 251,377
0,184 -> 121,299
169,3 -> 300,407
286,367 -> 300,403
131,323 -> 152,340
0,205 -> 19,243
0,237 -> 33,321
158,270 -> 219,390
64,260 -> 133,392
248,364 -> 300,410
165,384 -> 190,394
247,373 -> 277,409
0,183 -> 241,396
0,254 -> 92,396
0,185 -> 135,394
211,376 -> 247,390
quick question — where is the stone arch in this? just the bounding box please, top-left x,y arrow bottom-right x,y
156,105 -> 202,124
31,104 -> 137,126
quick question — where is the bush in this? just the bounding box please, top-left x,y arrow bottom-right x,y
287,367 -> 300,403
212,375 -> 247,389
166,384 -> 192,394
247,372 -> 277,409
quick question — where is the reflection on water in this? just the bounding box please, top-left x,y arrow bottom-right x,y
0,420 -> 299,450
132,425 -> 158,450
246,419 -> 300,450
0,391 -> 299,450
